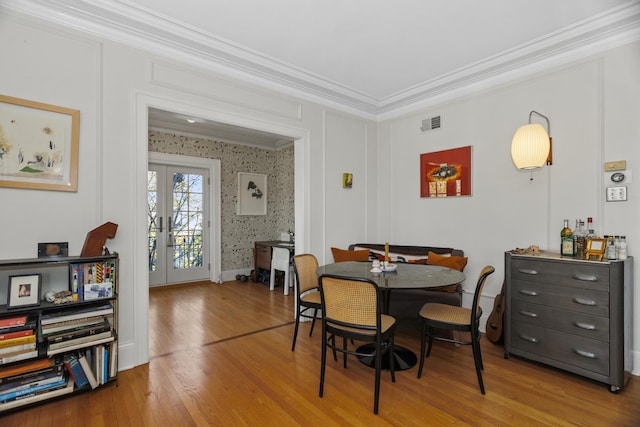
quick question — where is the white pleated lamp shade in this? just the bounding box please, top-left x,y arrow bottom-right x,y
511,123 -> 550,169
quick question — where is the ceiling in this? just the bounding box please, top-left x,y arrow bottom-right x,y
5,0 -> 640,148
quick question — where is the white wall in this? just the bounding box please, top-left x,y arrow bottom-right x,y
0,12 -> 376,369
378,42 -> 640,373
1,10 -> 638,375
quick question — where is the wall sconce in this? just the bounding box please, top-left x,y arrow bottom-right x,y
511,110 -> 552,170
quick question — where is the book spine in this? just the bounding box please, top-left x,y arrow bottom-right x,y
0,350 -> 38,365
0,364 -> 62,387
71,264 -> 79,302
77,353 -> 98,390
63,355 -> 89,389
0,343 -> 36,355
0,329 -> 33,341
0,316 -> 27,328
0,376 -> 66,402
48,331 -> 113,351
0,379 -> 73,411
0,370 -> 63,395
46,336 -> 113,357
0,334 -> 37,348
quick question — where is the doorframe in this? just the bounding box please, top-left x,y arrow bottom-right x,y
134,93 -> 311,367
148,152 -> 221,284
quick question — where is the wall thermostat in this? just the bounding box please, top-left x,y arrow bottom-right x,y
610,172 -> 625,183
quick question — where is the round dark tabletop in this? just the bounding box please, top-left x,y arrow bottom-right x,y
316,261 -> 465,289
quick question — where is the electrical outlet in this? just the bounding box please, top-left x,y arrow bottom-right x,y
606,186 -> 627,202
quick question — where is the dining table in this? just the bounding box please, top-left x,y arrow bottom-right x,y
316,261 -> 466,371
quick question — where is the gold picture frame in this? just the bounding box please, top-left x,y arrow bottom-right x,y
585,238 -> 607,261
0,94 -> 79,192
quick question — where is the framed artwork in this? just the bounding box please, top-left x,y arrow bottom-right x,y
343,173 -> 353,188
0,94 -> 79,192
420,146 -> 472,198
8,274 -> 42,309
237,172 -> 267,215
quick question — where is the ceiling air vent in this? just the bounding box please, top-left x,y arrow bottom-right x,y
420,115 -> 441,132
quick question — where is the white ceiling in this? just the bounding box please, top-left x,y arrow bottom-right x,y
5,0 -> 640,148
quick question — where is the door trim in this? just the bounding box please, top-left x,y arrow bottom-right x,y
148,152 -> 222,284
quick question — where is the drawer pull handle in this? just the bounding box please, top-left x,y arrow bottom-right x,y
519,269 -> 538,275
519,310 -> 538,318
575,349 -> 596,359
519,290 -> 538,296
573,297 -> 597,306
574,322 -> 596,331
573,273 -> 597,282
518,334 -> 538,343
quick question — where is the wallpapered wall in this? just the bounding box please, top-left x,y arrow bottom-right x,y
148,130 -> 294,273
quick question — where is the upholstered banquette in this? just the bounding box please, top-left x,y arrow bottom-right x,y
346,244 -> 467,320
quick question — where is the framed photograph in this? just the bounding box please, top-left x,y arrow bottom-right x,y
0,94 -> 79,192
8,274 -> 42,309
237,172 -> 267,215
38,242 -> 69,258
420,146 -> 472,198
585,238 -> 607,261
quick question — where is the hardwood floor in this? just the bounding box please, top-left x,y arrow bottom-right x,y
3,280 -> 639,426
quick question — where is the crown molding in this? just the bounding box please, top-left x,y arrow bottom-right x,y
4,0 -> 640,118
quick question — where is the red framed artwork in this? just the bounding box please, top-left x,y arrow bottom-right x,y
420,146 -> 471,198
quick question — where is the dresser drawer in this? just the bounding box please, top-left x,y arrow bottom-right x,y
510,323 -> 609,376
511,300 -> 609,342
511,258 -> 609,291
511,280 -> 609,317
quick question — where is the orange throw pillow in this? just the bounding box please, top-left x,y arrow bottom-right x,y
331,247 -> 370,263
426,251 -> 468,272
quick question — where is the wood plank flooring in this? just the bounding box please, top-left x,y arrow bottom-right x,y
2,279 -> 639,426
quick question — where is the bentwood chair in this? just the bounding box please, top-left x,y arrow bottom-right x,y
318,274 -> 397,415
417,265 -> 495,394
291,254 -> 321,351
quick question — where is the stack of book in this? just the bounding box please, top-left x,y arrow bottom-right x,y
0,315 -> 37,365
41,303 -> 114,357
0,358 -> 73,410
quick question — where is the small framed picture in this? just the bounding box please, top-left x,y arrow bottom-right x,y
8,274 -> 42,309
585,238 -> 607,261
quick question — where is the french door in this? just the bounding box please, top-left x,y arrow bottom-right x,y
148,164 -> 210,286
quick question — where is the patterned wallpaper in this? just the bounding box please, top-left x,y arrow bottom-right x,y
148,130 -> 294,272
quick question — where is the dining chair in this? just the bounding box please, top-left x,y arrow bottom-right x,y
417,265 -> 495,394
318,274 -> 397,415
270,247 -> 294,295
291,254 -> 321,351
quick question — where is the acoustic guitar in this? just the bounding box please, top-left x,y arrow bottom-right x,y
486,281 -> 506,344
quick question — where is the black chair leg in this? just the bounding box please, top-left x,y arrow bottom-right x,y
373,342 -> 381,415
291,314 -> 300,351
389,337 -> 396,383
418,322 -> 427,378
342,337 -> 348,368
471,336 -> 485,394
309,308 -> 318,336
320,329 -> 327,397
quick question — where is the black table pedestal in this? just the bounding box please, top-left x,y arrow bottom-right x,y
356,343 -> 417,371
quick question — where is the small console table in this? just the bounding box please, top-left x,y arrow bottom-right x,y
253,241 -> 294,284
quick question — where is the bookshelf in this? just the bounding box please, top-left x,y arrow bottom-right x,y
0,253 -> 118,413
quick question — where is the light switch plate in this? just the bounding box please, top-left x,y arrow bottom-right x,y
606,186 -> 627,202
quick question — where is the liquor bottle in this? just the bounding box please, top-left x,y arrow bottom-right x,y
606,235 -> 617,260
560,219 -> 574,256
574,220 -> 586,259
618,236 -> 628,260
586,217 -> 595,238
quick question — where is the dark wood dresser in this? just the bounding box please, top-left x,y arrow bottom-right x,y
505,251 -> 633,392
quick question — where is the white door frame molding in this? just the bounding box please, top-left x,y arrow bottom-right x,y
134,92 -> 311,367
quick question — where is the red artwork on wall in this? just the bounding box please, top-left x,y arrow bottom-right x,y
420,146 -> 472,198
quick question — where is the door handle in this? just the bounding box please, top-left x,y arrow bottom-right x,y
158,216 -> 164,233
